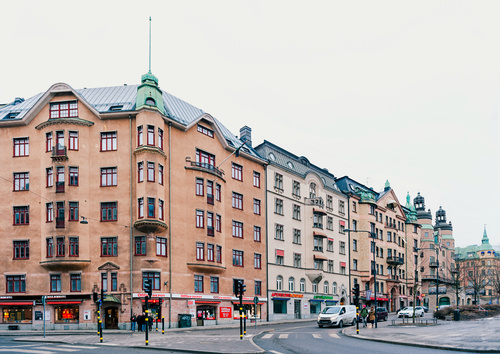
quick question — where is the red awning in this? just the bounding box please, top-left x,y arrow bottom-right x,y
327,237 -> 334,242
46,301 -> 82,305
232,301 -> 265,305
368,297 -> 389,301
195,301 -> 221,304
340,262 -> 346,267
314,254 -> 328,261
340,220 -> 345,226
0,301 -> 33,306
313,208 -> 327,215
276,249 -> 284,256
313,231 -> 328,238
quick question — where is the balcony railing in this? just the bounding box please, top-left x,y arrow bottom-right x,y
386,256 -> 404,265
56,182 -> 65,193
313,222 -> 323,229
429,261 -> 438,268
51,145 -> 68,161
207,194 -> 214,205
186,160 -> 224,178
56,217 -> 65,229
207,226 -> 214,237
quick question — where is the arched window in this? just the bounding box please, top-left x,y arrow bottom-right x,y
289,277 -> 295,291
323,281 -> 329,294
145,97 -> 156,106
312,280 -> 318,293
332,282 -> 337,294
309,182 -> 316,198
276,275 -> 283,291
300,278 -> 306,292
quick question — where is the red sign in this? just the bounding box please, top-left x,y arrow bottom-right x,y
219,307 -> 232,319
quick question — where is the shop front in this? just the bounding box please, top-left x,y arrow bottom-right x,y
270,292 -> 303,321
196,301 -> 219,326
1,300 -> 34,329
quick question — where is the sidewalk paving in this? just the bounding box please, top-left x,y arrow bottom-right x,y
343,316 -> 500,353
5,316 -> 500,353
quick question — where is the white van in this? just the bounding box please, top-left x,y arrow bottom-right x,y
317,305 -> 357,328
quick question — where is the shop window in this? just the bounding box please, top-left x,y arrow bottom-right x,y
54,306 -> 79,323
3,307 -> 32,323
273,300 -> 287,314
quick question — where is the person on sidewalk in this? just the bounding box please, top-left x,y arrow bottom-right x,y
368,306 -> 375,328
130,314 -> 137,332
360,305 -> 368,328
137,314 -> 144,332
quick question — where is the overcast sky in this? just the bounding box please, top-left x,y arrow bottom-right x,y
1,1 -> 498,248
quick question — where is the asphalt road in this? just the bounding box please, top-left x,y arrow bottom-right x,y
253,313 -> 453,354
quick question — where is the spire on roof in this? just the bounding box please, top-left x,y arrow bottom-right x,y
384,180 -> 391,192
482,225 -> 490,245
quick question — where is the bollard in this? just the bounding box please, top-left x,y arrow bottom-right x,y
162,316 -> 165,334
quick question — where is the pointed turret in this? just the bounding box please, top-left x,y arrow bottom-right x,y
482,225 -> 490,245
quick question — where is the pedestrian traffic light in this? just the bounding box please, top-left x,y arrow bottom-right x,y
144,279 -> 153,298
352,283 -> 360,305
234,279 -> 241,296
240,282 -> 246,295
93,292 -> 98,303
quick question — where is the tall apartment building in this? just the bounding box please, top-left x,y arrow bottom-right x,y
0,72 -> 267,329
254,141 -> 349,320
335,178 -> 418,312
414,193 -> 456,310
455,227 -> 500,305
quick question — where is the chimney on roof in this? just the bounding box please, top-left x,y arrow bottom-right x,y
239,126 -> 252,147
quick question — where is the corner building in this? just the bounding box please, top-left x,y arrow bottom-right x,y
254,141 -> 349,321
0,72 -> 267,329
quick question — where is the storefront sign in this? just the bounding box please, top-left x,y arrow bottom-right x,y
187,300 -> 195,306
83,310 -> 91,320
271,293 -> 303,298
35,311 -> 43,321
303,303 -> 309,309
313,295 -> 333,300
219,307 -> 232,319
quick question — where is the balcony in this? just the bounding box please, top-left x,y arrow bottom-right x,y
56,182 -> 65,193
386,275 -> 401,282
40,258 -> 91,270
186,262 -> 226,274
51,145 -> 67,162
207,194 -> 214,205
185,158 -> 224,179
429,261 -> 438,268
134,219 -> 168,234
386,256 -> 404,265
55,217 -> 65,229
207,226 -> 214,237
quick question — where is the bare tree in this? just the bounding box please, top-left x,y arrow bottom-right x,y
465,258 -> 489,305
489,261 -> 500,301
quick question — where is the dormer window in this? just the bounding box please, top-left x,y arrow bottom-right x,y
50,101 -> 78,119
109,105 -> 123,111
145,97 -> 155,106
197,124 -> 214,138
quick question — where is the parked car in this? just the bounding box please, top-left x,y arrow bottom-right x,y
397,306 -> 424,318
376,307 -> 389,321
419,306 -> 429,313
317,305 -> 357,328
438,305 -> 451,310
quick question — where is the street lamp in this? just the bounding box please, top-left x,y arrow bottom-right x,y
451,256 -> 460,309
345,229 -> 378,328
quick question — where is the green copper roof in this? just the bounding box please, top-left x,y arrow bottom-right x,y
421,224 -> 434,230
136,71 -> 165,113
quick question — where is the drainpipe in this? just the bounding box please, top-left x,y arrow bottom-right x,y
168,122 -> 172,328
265,166 -> 269,322
129,115 -> 134,321
346,193 -> 351,304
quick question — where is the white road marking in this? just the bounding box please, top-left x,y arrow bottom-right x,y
269,351 -> 284,354
329,333 -> 340,338
278,334 -> 289,339
0,349 -> 55,354
33,347 -> 78,352
262,333 -> 273,339
59,345 -> 98,349
312,333 -> 322,338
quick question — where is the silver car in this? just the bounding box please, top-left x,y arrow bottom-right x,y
397,306 -> 424,318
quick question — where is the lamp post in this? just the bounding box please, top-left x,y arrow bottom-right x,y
452,256 -> 460,309
345,229 -> 377,328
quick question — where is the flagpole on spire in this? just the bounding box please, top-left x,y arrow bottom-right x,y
149,16 -> 152,73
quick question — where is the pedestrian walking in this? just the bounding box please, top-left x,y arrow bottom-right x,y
137,314 -> 144,332
360,305 -> 368,328
130,313 -> 137,331
368,306 -> 375,328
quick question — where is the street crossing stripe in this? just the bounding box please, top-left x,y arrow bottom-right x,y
0,350 -> 55,354
59,345 -> 98,349
312,334 -> 322,338
278,334 -> 289,339
329,333 -> 340,338
33,347 -> 78,352
262,334 -> 273,339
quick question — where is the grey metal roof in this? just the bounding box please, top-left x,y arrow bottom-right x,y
254,140 -> 340,193
0,83 -> 262,160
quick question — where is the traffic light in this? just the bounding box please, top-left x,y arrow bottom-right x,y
240,282 -> 246,295
234,279 -> 241,297
144,279 -> 153,298
93,292 -> 98,303
352,283 -> 360,304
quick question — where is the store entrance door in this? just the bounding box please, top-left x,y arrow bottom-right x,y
105,307 -> 118,329
294,300 -> 301,319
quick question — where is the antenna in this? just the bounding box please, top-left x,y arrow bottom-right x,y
149,16 -> 152,73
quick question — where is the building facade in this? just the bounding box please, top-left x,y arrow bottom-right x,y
414,194 -> 456,310
336,178 -> 418,312
0,72 -> 267,329
455,227 -> 500,305
254,141 -> 349,321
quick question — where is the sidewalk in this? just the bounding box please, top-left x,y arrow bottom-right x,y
343,316 -> 500,352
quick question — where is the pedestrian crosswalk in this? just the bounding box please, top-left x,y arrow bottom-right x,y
0,344 -> 99,353
260,332 -> 340,340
